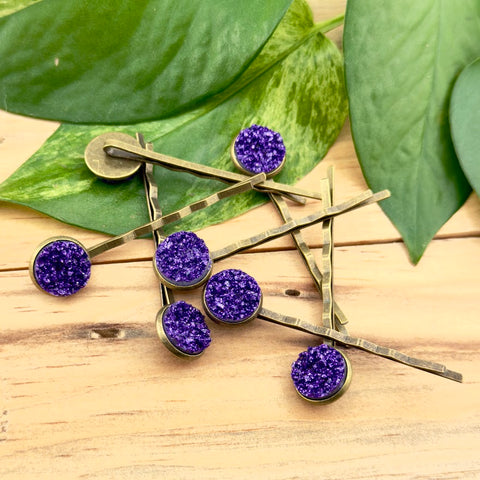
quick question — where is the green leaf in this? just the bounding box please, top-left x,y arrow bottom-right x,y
0,0 -> 41,18
344,0 -> 479,263
0,0 -> 292,123
0,0 -> 347,236
450,57 -> 480,197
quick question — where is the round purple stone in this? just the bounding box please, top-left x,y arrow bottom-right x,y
155,231 -> 212,287
291,344 -> 347,401
234,124 -> 286,175
33,239 -> 91,296
203,269 -> 262,324
162,301 -> 211,355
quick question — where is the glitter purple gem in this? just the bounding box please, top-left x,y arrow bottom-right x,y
234,124 -> 286,175
33,239 -> 91,297
162,301 -> 211,355
291,344 -> 347,401
155,231 -> 212,287
203,269 -> 262,323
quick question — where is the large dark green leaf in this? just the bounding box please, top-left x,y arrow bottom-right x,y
0,0 -> 292,123
0,0 -> 347,236
450,57 -> 480,197
344,0 -> 479,263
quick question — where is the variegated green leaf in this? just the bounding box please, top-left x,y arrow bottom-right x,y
0,0 -> 41,18
0,0 -> 347,236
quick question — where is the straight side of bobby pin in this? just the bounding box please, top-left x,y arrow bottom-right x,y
87,172 -> 266,258
257,308 -> 462,382
138,134 -> 174,307
211,189 -> 390,262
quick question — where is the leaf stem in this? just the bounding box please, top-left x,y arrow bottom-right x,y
315,13 -> 345,34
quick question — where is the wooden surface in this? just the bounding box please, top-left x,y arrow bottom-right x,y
1,1 -> 480,478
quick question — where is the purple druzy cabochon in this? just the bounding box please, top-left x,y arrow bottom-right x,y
155,231 -> 212,286
234,124 -> 286,175
162,301 -> 211,355
204,269 -> 262,323
33,239 -> 91,297
291,344 -> 347,401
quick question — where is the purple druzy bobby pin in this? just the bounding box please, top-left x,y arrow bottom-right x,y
291,344 -> 349,402
202,267 -> 352,402
232,124 -> 286,176
203,269 -> 262,324
31,238 -> 91,297
159,301 -> 211,357
154,231 -> 212,289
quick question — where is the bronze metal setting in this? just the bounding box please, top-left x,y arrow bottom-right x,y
295,350 -> 352,404
230,136 -> 286,179
84,132 -> 142,181
153,255 -> 213,291
155,306 -> 204,359
202,287 -> 263,325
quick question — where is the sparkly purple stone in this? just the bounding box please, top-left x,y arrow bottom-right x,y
234,124 -> 286,174
162,301 -> 211,355
155,231 -> 212,287
203,269 -> 262,323
291,344 -> 347,401
33,240 -> 91,296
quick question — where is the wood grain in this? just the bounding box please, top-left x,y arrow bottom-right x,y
1,1 -> 479,478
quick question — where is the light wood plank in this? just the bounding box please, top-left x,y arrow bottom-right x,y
1,239 -> 478,478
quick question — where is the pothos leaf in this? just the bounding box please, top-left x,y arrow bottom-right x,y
450,57 -> 480,197
344,0 -> 479,263
0,0 -> 292,123
0,0 -> 347,236
0,0 -> 41,18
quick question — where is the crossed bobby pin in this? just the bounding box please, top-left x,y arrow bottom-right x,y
29,126 -> 462,404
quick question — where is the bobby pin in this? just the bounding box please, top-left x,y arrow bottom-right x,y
291,168 -> 352,403
139,134 -> 172,307
271,192 -> 349,332
212,190 -> 389,260
201,269 -> 462,383
153,189 -> 390,290
216,142 -> 353,401
260,309 -> 462,383
29,172 -> 265,296
84,132 -> 321,203
137,134 -> 212,359
320,168 -> 336,337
